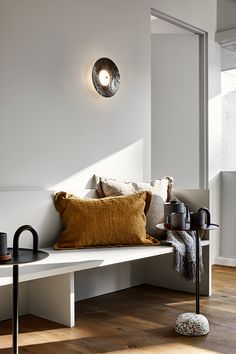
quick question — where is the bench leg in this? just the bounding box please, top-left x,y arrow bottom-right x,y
29,272 -> 75,327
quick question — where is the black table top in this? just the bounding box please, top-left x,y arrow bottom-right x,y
156,223 -> 219,232
0,248 -> 49,266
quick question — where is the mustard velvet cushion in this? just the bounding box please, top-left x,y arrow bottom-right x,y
54,191 -> 159,249
95,176 -> 173,238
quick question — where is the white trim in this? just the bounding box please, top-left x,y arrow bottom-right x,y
215,256 -> 236,267
151,9 -> 209,189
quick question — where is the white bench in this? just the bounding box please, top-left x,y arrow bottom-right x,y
0,187 -> 211,327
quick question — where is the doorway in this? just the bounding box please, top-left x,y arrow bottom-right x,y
151,9 -> 208,189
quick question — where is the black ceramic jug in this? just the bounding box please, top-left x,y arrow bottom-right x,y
190,207 -> 211,228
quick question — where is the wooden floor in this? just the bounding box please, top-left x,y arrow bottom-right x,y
0,265 -> 236,354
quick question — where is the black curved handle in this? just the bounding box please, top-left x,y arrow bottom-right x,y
13,225 -> 39,257
184,203 -> 189,221
198,207 -> 211,226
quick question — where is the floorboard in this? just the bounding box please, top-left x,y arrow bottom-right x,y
0,265 -> 235,353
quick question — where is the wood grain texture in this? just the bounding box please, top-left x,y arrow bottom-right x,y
0,265 -> 235,353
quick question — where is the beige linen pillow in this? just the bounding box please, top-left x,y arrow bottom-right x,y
95,176 -> 173,238
54,191 -> 160,249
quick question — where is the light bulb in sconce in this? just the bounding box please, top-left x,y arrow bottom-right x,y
98,69 -> 110,86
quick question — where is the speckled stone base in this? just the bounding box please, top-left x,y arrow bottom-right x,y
175,312 -> 209,336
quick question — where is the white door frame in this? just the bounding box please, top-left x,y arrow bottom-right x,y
151,8 -> 208,189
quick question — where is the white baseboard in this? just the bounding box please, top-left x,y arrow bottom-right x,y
215,256 -> 236,267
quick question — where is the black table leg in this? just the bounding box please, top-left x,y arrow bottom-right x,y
195,231 -> 200,314
13,264 -> 19,354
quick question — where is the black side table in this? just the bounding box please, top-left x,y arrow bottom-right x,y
156,223 -> 219,336
0,226 -> 49,354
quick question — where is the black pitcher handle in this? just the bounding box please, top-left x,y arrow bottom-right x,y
184,204 -> 189,221
13,225 -> 39,257
198,207 -> 211,226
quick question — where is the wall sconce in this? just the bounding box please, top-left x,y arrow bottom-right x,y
92,57 -> 120,97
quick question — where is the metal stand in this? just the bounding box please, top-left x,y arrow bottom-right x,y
156,223 -> 219,337
0,225 -> 49,354
196,230 -> 200,314
13,265 -> 19,354
175,230 -> 209,336
8,249 -> 48,354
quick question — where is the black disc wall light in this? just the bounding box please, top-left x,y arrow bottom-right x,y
92,58 -> 120,97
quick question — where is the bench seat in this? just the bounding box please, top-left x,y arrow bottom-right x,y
0,241 -> 210,286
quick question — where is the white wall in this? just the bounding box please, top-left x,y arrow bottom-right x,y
217,0 -> 236,32
0,0 -> 151,191
151,33 -> 199,188
151,17 -> 189,34
221,83 -> 236,170
219,172 -> 236,262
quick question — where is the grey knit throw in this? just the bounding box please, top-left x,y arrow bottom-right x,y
164,230 -> 204,282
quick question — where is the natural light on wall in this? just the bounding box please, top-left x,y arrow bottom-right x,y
221,69 -> 236,171
49,140 -> 144,192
